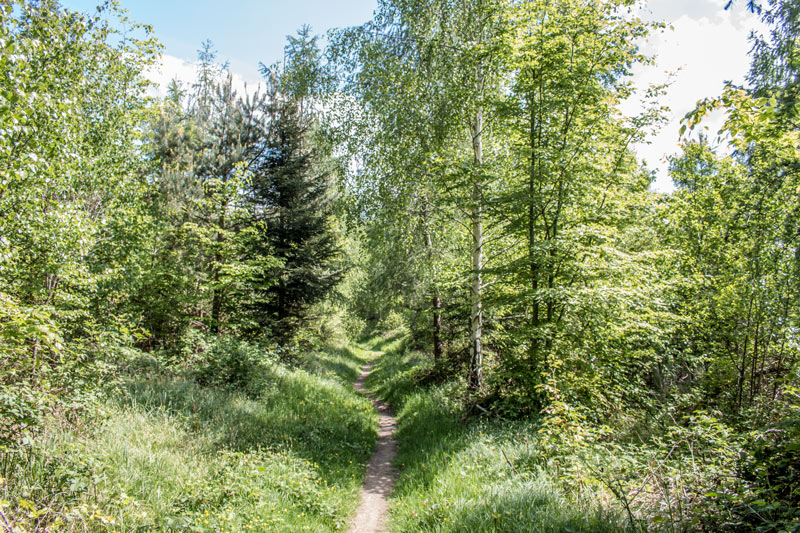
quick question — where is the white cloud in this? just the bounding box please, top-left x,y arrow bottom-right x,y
622,2 -> 766,192
145,53 -> 264,102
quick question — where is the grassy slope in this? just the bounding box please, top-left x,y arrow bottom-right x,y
3,343 -> 377,532
363,332 -> 630,533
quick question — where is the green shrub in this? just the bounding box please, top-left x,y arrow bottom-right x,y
738,385 -> 800,530
194,337 -> 271,392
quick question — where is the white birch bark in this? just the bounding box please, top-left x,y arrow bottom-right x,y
469,106 -> 484,390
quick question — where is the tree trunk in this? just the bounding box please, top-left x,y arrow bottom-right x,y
31,339 -> 39,378
422,194 -> 443,362
211,210 -> 224,336
468,107 -> 484,391
528,90 -> 540,371
433,294 -> 443,361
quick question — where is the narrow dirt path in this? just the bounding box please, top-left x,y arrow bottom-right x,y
348,361 -> 398,533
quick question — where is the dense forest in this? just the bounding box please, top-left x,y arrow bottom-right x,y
0,0 -> 798,531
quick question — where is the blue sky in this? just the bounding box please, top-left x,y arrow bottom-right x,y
61,0 -> 379,82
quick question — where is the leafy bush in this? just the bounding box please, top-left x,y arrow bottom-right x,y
737,385 -> 800,530
378,310 -> 407,334
194,337 -> 271,393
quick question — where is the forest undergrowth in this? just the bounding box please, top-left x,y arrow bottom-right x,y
365,329 -> 799,533
0,338 -> 377,532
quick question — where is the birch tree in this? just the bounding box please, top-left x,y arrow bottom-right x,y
333,0 -> 509,386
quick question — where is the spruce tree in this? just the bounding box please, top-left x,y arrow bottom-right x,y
246,99 -> 344,342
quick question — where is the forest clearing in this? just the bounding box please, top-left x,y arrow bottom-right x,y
1,0 -> 798,531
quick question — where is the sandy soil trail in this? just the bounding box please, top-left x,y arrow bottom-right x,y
348,362 -> 398,533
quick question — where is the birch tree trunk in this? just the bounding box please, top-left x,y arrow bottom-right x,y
469,107 -> 484,390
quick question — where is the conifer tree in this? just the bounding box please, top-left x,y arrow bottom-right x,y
246,96 -> 344,341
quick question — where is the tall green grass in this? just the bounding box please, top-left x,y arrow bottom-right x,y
363,333 -> 631,533
1,342 -> 378,531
